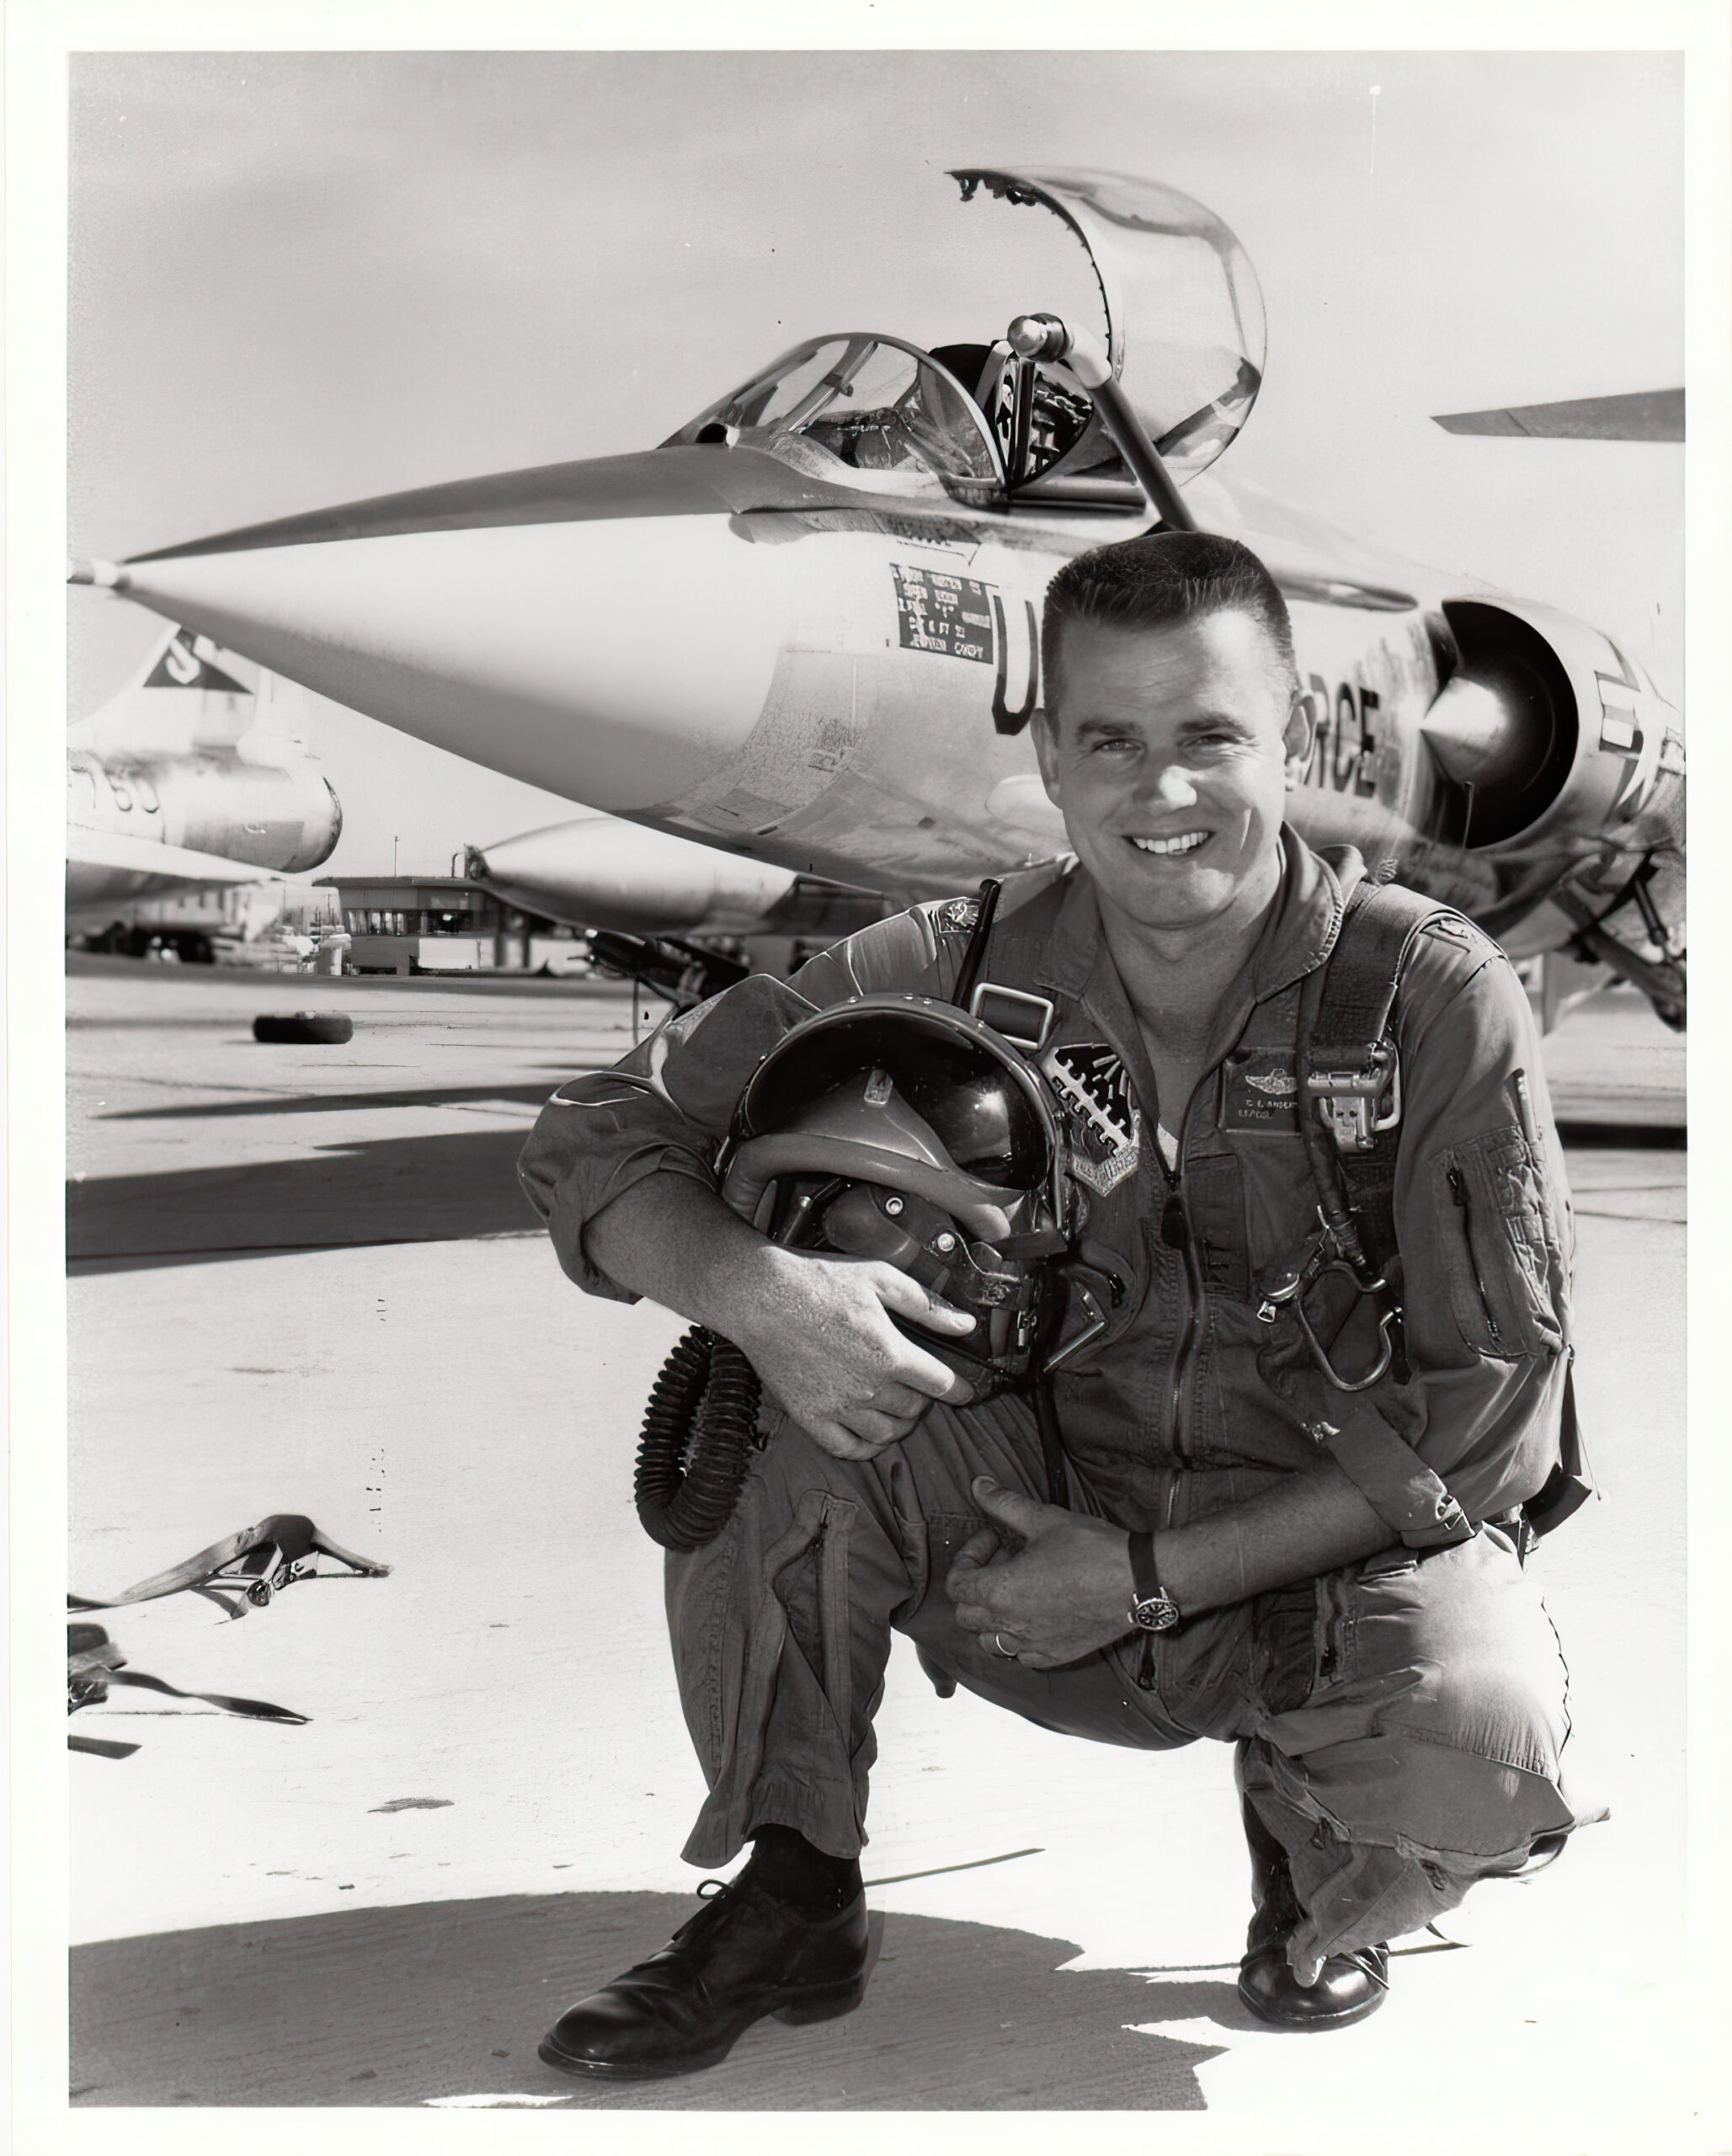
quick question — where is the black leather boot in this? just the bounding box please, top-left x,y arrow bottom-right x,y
1236,1796 -> 1388,2030
538,1875 -> 871,2079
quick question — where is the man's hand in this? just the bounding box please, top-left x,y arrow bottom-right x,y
581,1172 -> 977,1462
946,1477 -> 1135,1668
722,1246 -> 978,1461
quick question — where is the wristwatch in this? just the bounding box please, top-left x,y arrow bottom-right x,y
1127,1529 -> 1182,1633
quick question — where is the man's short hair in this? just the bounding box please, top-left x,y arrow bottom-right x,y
1041,531 -> 1298,714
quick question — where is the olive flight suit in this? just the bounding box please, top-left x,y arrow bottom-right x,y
520,830 -> 1600,1973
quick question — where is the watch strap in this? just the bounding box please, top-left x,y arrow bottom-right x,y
1128,1529 -> 1164,1604
1126,1529 -> 1180,1635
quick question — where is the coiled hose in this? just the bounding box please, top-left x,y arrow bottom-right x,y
633,1326 -> 765,1550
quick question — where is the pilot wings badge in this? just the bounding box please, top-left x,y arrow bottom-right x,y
1220,1049 -> 1300,1133
1041,1042 -> 1142,1195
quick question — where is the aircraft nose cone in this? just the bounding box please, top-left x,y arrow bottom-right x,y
107,514 -> 791,809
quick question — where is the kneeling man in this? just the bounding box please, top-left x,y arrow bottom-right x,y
519,531 -> 1596,2078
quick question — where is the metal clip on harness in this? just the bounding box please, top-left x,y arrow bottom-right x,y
1283,942 -> 1409,1393
1256,1214 -> 1400,1393
1304,1043 -> 1402,1155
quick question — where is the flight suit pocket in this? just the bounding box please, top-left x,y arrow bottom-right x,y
1434,1124 -> 1565,1360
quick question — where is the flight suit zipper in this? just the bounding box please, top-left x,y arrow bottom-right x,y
1156,1076 -> 1209,1529
1083,991 -> 1234,1530
1138,1081 -> 1207,1692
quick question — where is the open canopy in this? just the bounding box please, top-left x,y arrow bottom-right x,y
951,167 -> 1266,487
667,169 -> 1266,504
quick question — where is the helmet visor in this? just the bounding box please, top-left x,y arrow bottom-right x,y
736,1000 -> 1054,1194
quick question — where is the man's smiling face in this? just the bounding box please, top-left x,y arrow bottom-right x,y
1034,609 -> 1310,938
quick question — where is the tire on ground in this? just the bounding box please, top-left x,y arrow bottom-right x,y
252,1011 -> 354,1044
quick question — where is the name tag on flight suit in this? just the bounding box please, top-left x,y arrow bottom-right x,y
1218,1049 -> 1301,1134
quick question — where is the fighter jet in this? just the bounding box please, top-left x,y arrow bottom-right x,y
67,625 -> 343,935
71,167 -> 1685,1025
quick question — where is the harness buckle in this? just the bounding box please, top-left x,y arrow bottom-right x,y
1304,1042 -> 1401,1154
967,981 -> 1056,1054
206,1539 -> 364,1615
1044,1284 -> 1108,1373
1255,1234 -> 1330,1323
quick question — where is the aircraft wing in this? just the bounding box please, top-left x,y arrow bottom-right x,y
1431,389 -> 1683,441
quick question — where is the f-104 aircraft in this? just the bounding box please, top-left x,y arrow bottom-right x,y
72,166 -> 1685,1024
67,624 -> 343,933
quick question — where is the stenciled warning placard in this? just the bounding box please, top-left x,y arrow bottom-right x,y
892,564 -> 994,663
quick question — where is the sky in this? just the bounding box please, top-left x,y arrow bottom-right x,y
66,47 -> 1685,878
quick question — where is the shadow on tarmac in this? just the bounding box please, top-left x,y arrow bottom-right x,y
98,1081 -> 563,1122
1553,1122 -> 1683,1150
67,1129 -> 545,1272
71,1890 -> 1227,2110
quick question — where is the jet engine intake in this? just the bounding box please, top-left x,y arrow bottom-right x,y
1424,600 -> 1579,846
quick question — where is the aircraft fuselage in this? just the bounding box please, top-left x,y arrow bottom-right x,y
96,445 -> 1681,967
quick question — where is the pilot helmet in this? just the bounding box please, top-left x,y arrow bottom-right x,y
718,994 -> 1070,1396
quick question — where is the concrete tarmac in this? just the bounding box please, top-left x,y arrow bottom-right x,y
62,962 -> 1689,2141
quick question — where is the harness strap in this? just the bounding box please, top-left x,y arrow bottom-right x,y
951,878 -> 1005,1011
946,873 -> 1074,1506
67,1621 -> 308,1749
1297,875 -> 1589,1541
1303,879 -> 1470,1294
1032,1374 -> 1071,1509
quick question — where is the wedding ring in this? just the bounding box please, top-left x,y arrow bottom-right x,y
994,1632 -> 1017,1658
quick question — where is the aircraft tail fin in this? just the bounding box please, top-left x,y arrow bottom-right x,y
70,624 -> 317,758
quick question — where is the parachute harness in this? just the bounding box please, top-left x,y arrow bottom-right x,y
67,1513 -> 390,1756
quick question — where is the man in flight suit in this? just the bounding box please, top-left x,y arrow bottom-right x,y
519,531 -> 1596,2079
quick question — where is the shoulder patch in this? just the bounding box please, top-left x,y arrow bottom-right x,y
926,895 -> 983,935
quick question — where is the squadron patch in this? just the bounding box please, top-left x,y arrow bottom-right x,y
1041,1042 -> 1142,1195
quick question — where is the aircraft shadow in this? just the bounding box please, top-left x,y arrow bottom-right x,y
99,1081 -> 564,1122
70,1889 -> 1228,2110
67,1129 -> 544,1273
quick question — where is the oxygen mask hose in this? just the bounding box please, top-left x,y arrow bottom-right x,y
633,1326 -> 764,1551
634,1178 -> 847,1550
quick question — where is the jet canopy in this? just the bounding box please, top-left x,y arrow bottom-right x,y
665,334 -> 1005,496
664,168 -> 1266,508
952,168 -> 1267,488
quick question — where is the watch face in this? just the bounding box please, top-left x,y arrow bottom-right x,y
1131,1594 -> 1180,1633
